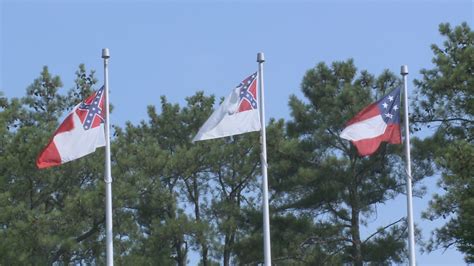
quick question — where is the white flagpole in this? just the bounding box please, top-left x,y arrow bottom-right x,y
102,48 -> 114,266
257,52 -> 272,266
401,65 -> 416,266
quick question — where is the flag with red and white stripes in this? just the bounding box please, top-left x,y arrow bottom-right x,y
340,87 -> 402,156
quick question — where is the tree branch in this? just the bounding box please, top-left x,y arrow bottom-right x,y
413,117 -> 473,124
362,217 -> 404,244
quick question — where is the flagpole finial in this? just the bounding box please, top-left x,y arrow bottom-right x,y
401,65 -> 408,76
257,52 -> 265,63
102,48 -> 110,59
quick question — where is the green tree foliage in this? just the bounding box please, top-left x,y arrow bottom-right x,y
0,66 -> 110,264
2,22 -> 470,265
413,22 -> 474,262
112,115 -> 180,265
264,59 -> 428,265
159,93 -> 217,266
112,94 -> 218,265
204,133 -> 260,266
0,91 -> 7,108
0,68 -> 264,265
112,92 -> 262,266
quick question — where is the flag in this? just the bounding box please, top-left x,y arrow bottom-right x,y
36,86 -> 106,168
340,87 -> 401,156
193,72 -> 261,142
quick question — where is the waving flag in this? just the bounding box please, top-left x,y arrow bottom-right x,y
340,87 -> 401,156
193,72 -> 261,142
36,86 -> 106,168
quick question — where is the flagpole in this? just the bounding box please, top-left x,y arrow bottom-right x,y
257,52 -> 272,266
102,48 -> 114,266
401,65 -> 416,266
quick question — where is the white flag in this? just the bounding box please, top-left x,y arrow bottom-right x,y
193,72 -> 261,142
37,86 -> 106,168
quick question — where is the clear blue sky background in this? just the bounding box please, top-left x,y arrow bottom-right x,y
1,0 -> 472,265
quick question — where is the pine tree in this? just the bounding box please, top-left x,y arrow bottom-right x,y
0,66 -> 113,264
413,22 -> 474,262
267,60 -> 425,265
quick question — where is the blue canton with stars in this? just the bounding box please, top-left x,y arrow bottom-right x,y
377,87 -> 401,124
78,86 -> 105,130
238,72 -> 258,110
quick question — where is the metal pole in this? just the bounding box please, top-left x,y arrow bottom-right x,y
257,52 -> 272,266
401,65 -> 416,266
102,48 -> 114,266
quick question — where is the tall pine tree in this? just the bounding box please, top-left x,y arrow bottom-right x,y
413,22 -> 474,262
268,60 -> 428,265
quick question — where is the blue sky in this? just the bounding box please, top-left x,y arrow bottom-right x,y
1,0 -> 472,265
